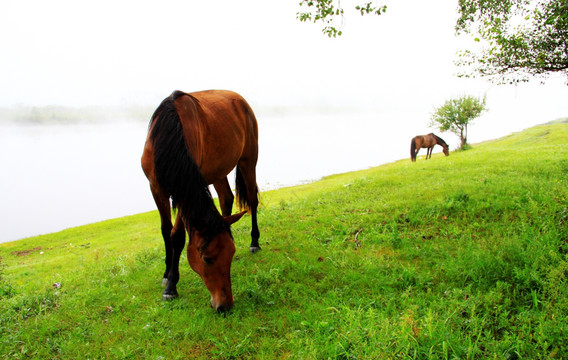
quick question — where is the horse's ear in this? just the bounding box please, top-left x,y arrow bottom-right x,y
224,211 -> 247,226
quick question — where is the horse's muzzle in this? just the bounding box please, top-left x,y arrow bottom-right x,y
211,295 -> 234,313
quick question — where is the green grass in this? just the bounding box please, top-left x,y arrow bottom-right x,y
1,123 -> 567,359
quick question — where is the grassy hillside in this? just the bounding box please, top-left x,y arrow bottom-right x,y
1,123 -> 567,359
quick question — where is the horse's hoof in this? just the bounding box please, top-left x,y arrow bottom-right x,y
249,246 -> 261,254
161,278 -> 168,287
162,293 -> 178,301
162,294 -> 178,301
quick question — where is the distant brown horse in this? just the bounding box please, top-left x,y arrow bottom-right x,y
410,133 -> 449,161
141,90 -> 260,312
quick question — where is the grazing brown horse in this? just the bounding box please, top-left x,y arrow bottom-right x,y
141,90 -> 260,312
410,133 -> 449,162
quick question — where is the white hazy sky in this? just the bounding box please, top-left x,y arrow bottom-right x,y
1,0 -> 566,122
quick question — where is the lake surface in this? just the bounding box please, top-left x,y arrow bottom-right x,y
0,108 -> 532,243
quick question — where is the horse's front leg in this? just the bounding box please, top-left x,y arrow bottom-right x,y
213,178 -> 235,216
163,212 -> 186,300
160,223 -> 173,287
148,185 -> 175,287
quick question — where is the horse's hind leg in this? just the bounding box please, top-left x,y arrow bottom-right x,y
249,199 -> 260,253
237,162 -> 260,253
213,178 -> 235,216
248,188 -> 260,254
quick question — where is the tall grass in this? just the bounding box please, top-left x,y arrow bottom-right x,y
1,123 -> 567,359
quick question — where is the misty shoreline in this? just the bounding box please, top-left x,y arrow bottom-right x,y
0,105 -> 154,125
0,102 -> 387,126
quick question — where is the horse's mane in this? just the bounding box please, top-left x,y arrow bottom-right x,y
149,91 -> 229,248
432,134 -> 448,147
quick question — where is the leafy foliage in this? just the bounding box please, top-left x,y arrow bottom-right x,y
297,0 -> 568,84
456,0 -> 568,84
429,95 -> 487,148
297,0 -> 387,37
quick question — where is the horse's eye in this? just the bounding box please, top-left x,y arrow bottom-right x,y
203,257 -> 214,265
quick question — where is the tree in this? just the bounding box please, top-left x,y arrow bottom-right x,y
456,0 -> 568,84
296,0 -> 387,37
297,0 -> 568,84
429,95 -> 487,149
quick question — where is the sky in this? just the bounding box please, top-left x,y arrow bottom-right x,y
1,0 -> 566,123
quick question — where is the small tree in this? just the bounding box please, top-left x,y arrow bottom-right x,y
429,95 -> 487,149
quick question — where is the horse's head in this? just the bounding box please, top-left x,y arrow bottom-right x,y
443,146 -> 450,156
186,211 -> 246,313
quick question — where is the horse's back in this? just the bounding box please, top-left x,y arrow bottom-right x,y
178,90 -> 257,135
414,134 -> 437,149
191,90 -> 255,118
174,90 -> 259,183
412,135 -> 424,147
190,89 -> 246,102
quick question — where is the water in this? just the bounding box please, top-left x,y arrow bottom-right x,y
0,122 -> 154,243
0,111 -> 424,243
258,110 -> 414,188
0,108 -> 537,244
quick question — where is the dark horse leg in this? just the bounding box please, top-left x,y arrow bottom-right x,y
237,161 -> 260,253
150,186 -> 173,287
151,185 -> 186,300
163,211 -> 186,299
427,146 -> 433,159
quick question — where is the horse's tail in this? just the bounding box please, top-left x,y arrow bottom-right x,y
235,166 -> 258,212
149,90 -> 221,233
410,138 -> 416,162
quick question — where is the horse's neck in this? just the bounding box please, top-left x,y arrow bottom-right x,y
434,137 -> 444,147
